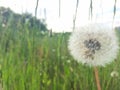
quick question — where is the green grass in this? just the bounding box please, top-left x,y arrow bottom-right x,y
0,26 -> 120,90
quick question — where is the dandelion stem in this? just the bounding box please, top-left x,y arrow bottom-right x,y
94,67 -> 101,90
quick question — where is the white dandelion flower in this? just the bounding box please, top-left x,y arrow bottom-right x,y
68,24 -> 119,67
111,71 -> 119,77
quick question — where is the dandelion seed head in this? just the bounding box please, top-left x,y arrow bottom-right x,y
111,71 -> 119,77
68,24 -> 119,67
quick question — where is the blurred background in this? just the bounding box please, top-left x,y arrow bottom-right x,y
0,0 -> 120,32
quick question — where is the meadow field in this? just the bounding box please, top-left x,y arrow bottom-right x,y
0,26 -> 120,90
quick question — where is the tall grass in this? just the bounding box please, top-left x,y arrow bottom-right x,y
0,26 -> 120,90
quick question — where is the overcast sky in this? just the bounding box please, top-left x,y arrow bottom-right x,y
0,0 -> 120,32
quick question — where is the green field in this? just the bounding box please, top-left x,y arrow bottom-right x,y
0,26 -> 120,90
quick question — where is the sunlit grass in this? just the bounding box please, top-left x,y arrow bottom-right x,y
0,26 -> 120,90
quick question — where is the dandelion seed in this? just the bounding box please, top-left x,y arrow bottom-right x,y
68,24 -> 119,66
111,71 -> 119,77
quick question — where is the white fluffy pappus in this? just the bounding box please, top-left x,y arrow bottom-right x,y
68,24 -> 119,67
111,71 -> 119,77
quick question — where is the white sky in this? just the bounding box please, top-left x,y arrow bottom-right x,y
0,0 -> 120,32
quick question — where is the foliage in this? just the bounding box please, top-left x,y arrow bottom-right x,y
0,24 -> 120,90
0,7 -> 48,32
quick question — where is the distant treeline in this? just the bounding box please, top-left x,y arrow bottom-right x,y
0,7 -> 48,31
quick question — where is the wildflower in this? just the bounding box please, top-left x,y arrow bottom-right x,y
111,71 -> 119,77
68,24 -> 119,66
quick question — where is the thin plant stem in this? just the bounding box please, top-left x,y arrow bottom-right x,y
59,0 -> 61,17
89,0 -> 93,20
35,0 -> 39,17
94,67 -> 101,90
73,0 -> 79,31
